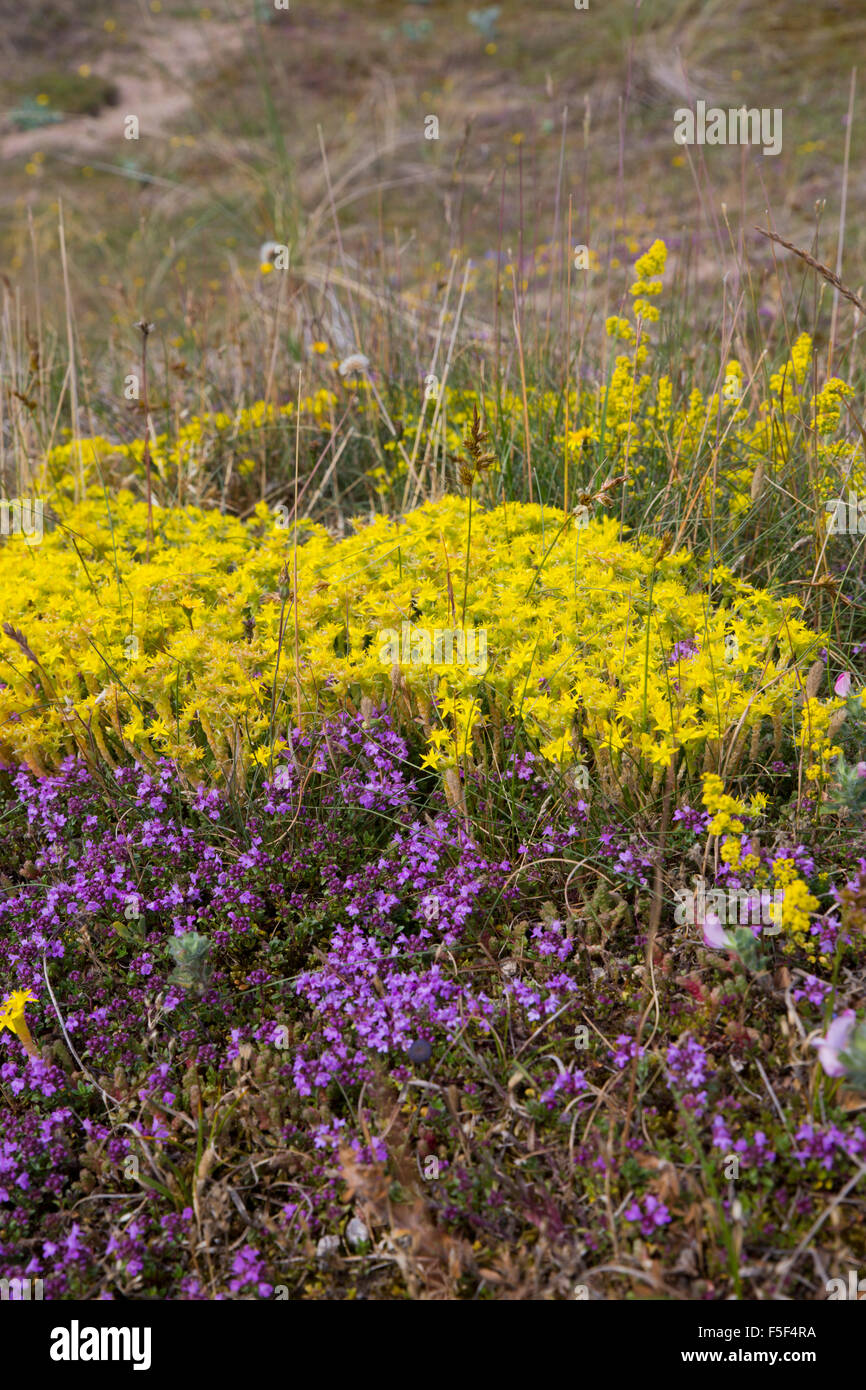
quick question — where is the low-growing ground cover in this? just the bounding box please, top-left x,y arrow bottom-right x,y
5,206 -> 866,1294
3,1 -> 866,1308
2,702 -> 866,1298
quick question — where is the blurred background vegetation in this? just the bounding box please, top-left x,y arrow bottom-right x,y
1,0 -> 862,348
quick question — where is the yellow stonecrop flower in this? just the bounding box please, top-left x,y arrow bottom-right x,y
0,473 -> 826,789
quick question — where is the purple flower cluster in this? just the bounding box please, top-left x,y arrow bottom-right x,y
229,1244 -> 274,1299
599,830 -> 655,888
672,804 -> 709,835
0,710 -> 604,1292
610,1034 -> 645,1070
666,1034 -> 709,1116
623,1194 -> 670,1236
710,1116 -> 776,1170
792,974 -> 832,1009
539,1065 -> 586,1109
3,692 -> 866,1297
792,1122 -> 866,1172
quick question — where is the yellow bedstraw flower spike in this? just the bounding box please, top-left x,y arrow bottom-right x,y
0,988 -> 39,1058
605,316 -> 634,343
632,239 -> 667,281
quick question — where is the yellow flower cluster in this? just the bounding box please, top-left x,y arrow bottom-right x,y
45,391 -> 338,492
0,483 -> 825,792
771,859 -> 821,957
601,240 -> 668,448
629,237 -> 667,323
702,778 -> 821,958
94,242 -> 853,544
798,695 -> 844,786
812,377 -> 853,436
368,243 -> 862,527
768,332 -> 812,395
702,772 -> 763,838
632,239 -> 667,281
729,334 -> 862,517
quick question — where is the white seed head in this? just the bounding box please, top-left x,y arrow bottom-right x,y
338,353 -> 370,378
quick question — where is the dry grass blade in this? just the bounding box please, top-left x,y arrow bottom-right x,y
755,225 -> 866,317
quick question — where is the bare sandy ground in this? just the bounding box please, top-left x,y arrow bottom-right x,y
2,17 -> 250,161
